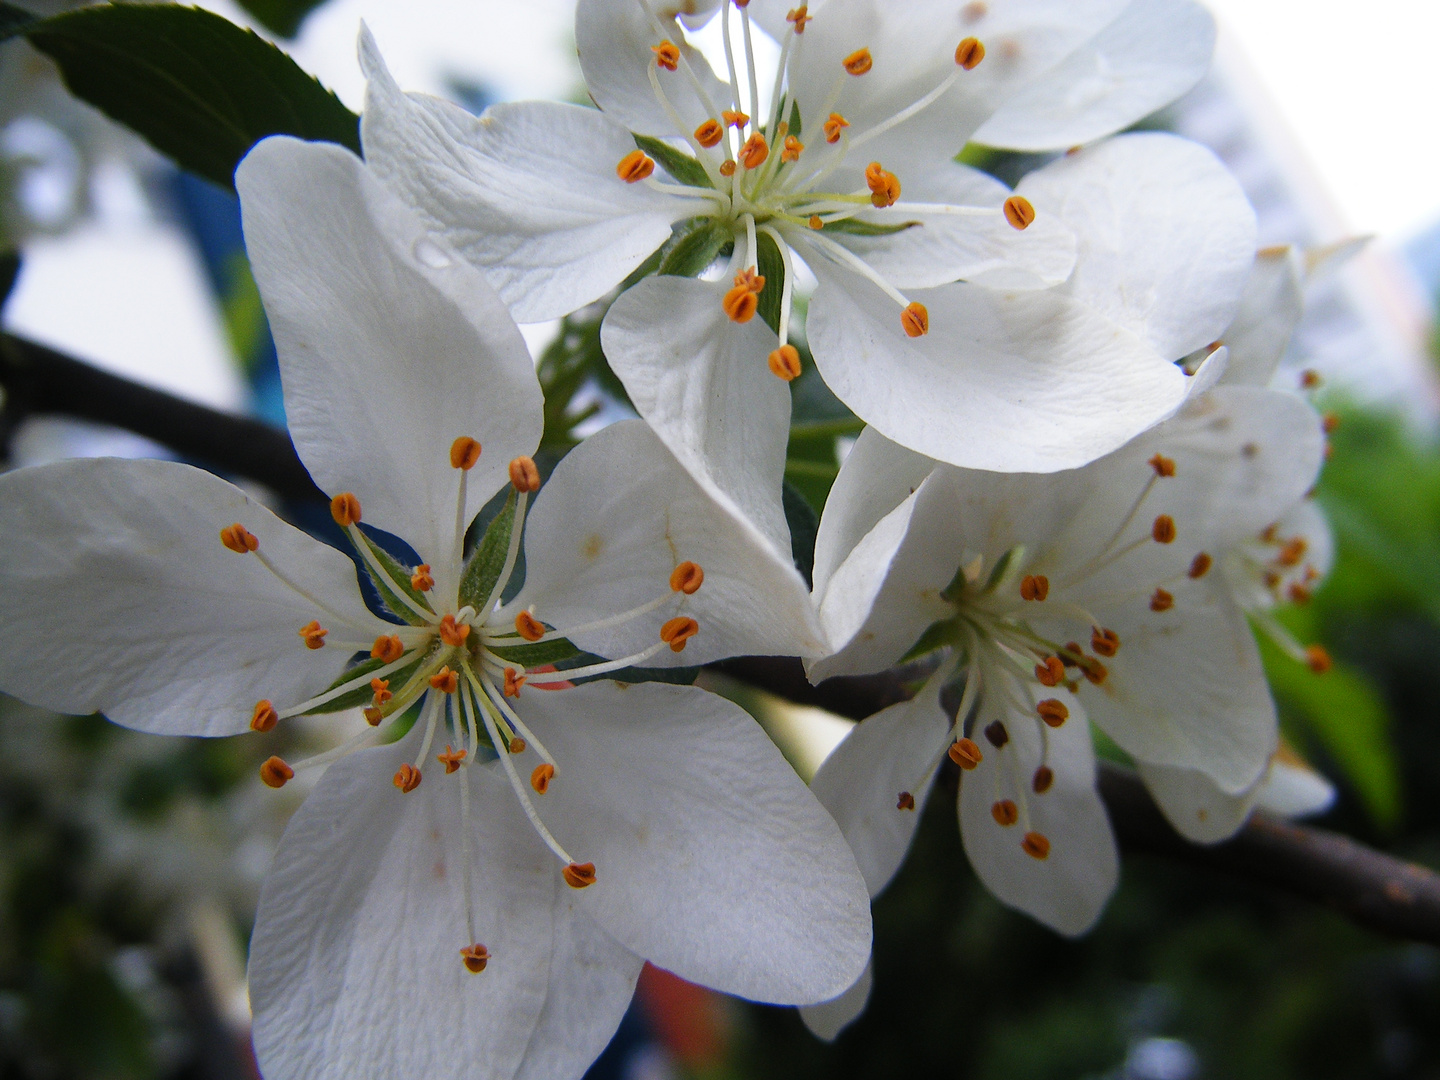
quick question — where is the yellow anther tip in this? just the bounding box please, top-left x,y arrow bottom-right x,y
616,149 -> 655,184
660,616 -> 700,652
563,862 -> 597,889
450,436 -> 482,470
515,610 -> 545,642
250,700 -> 279,733
901,302 -> 929,338
220,523 -> 258,554
670,561 -> 705,595
955,36 -> 986,69
393,764 -> 422,793
843,47 -> 873,75
1022,832 -> 1051,859
948,738 -> 983,770
531,763 -> 555,794
509,456 -> 541,493
461,944 -> 490,973
330,492 -> 362,528
1003,195 -> 1035,230
260,756 -> 294,789
769,344 -> 802,381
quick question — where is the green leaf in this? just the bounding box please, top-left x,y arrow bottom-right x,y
354,531 -> 434,626
817,217 -> 921,238
783,480 -> 818,587
658,217 -> 731,278
755,229 -> 785,336
13,4 -> 359,190
232,0 -> 325,38
487,638 -> 582,667
632,133 -> 712,190
459,491 -> 516,611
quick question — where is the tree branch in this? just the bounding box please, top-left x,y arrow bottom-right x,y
5,333 -> 1440,946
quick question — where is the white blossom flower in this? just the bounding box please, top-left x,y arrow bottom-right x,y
0,136 -> 870,1078
358,0 -> 1216,556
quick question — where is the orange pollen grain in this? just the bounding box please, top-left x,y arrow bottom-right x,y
786,6 -> 811,32
428,667 -> 459,694
948,738 -> 983,770
1035,656 -> 1065,686
393,764 -> 422,793
438,745 -> 467,774
219,523 -> 258,554
372,635 -> 405,663
509,456 -> 541,493
370,678 -> 393,705
330,492 -> 362,527
651,40 -> 680,70
739,133 -> 769,169
1150,587 -> 1175,612
1021,831 -> 1051,859
896,791 -> 916,811
503,667 -> 527,698
723,284 -> 760,323
250,700 -> 278,733
298,620 -> 328,650
460,944 -> 490,974
438,614 -> 471,646
955,36 -> 986,69
1306,644 -> 1332,674
1152,515 -> 1177,544
782,135 -> 805,162
260,756 -> 293,789
1032,766 -> 1054,794
563,862 -> 597,889
843,48 -> 873,75
1091,627 -> 1120,658
1036,698 -> 1069,728
1020,574 -> 1049,601
769,344 -> 803,381
694,119 -> 725,148
1003,195 -> 1035,230
991,799 -> 1018,826
719,160 -> 737,177
364,707 -> 384,726
823,113 -> 850,143
864,162 -> 900,207
450,436 -> 482,470
616,149 -> 655,183
808,214 -> 824,229
661,616 -> 700,652
670,561 -> 705,594
515,611 -> 545,642
410,564 -> 435,592
1188,552 -> 1212,579
1149,453 -> 1176,477
722,109 -> 750,129
901,302 -> 929,338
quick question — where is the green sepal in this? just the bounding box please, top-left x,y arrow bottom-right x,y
354,531 -> 434,626
899,617 -> 966,664
787,99 -> 802,139
633,133 -> 712,190
568,661 -> 701,688
458,490 -> 516,611
756,230 -> 786,336
304,654 -> 423,715
817,217 -> 920,238
783,480 -> 819,587
487,638 -> 582,667
984,545 -> 1026,594
659,217 -> 732,278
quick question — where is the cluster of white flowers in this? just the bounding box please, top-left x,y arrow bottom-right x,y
0,0 -> 1343,1075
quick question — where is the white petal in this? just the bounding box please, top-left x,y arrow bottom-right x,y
601,274 -> 794,557
799,959 -> 873,1042
249,734 -> 642,1080
1016,132 -> 1256,360
361,33 -> 696,323
809,678 -> 949,895
1137,761 -> 1257,844
520,682 -> 873,1005
804,260 -> 1187,472
1220,246 -> 1304,387
237,137 -> 544,600
958,685 -> 1118,936
510,420 -> 827,664
1255,757 -> 1336,819
0,458 -> 385,736
576,0 -> 731,137
974,0 -> 1214,151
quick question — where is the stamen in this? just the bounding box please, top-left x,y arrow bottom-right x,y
429,667 -> 460,694
865,162 -> 901,208
250,700 -> 278,733
370,678 -> 392,705
330,492 -> 362,527
1188,553 -> 1212,578
785,6 -> 810,33
1020,574 -> 1049,602
1003,196 -> 1035,230
372,635 -> 405,663
723,269 -> 765,323
984,720 -> 1010,748
720,161 -> 737,177
1301,369 -> 1323,390
843,48 -> 873,75
1149,453 -> 1176,477
738,133 -> 769,170
219,523 -> 259,554
809,215 -> 823,229
503,667 -> 526,698
1090,627 -> 1120,658
364,707 -> 384,726
563,863 -> 598,889
531,763 -> 555,794
438,745 -> 467,774
660,616 -> 700,652
1289,583 -> 1313,605
1152,515 -> 1177,544
260,756 -> 294,788
963,2 -> 988,22
460,944 -> 490,974
1036,699 -> 1068,728
616,150 -> 656,183
769,344 -> 802,381
410,564 -> 435,592
948,738 -> 982,769
669,562 -> 705,594
901,302 -> 929,338
992,799 -> 1019,826
515,611 -> 545,641
450,437 -> 482,470
1277,538 -> 1307,567
393,763 -> 422,793
1034,656 -> 1064,686
822,113 -> 850,144
1021,832 -> 1051,859
439,614 -> 470,646
695,119 -> 725,147
722,108 -> 750,129
1306,645 -> 1332,674
1032,766 -> 1054,794
298,620 -> 328,650
1150,588 -> 1174,611
652,40 -> 680,71
781,135 -> 804,163
509,738 -> 527,754
1080,657 -> 1108,685
955,36 -> 986,69
896,791 -> 916,811
509,456 -> 540,494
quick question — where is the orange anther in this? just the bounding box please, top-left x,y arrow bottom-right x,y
410,564 -> 435,592
1288,583 -> 1313,605
823,113 -> 850,144
734,267 -> 765,293
1081,658 -> 1108,686
660,616 -> 700,652
1003,195 -> 1035,230
652,40 -> 680,70
438,745 -> 467,774
843,48 -> 873,75
503,667 -> 527,698
515,610 -> 545,642
1035,656 -> 1064,686
563,862 -> 597,889
1150,587 -> 1175,612
896,791 -> 916,811
460,943 -> 490,973
364,707 -> 384,726
722,109 -> 750,129
948,738 -> 983,770
1032,766 -> 1054,794
509,737 -> 527,754
1021,831 -> 1051,859
393,763 -> 422,792
1152,515 -> 1177,544
219,523 -> 258,554
1036,699 -> 1069,728
1323,412 -> 1340,434
1091,627 -> 1120,658
372,635 -> 405,663
1276,537 -> 1307,567
693,120 -> 726,151
670,561 -> 705,594
1306,644 -> 1332,674
450,437 -> 482,470
719,160 -> 737,177
249,699 -> 279,733
901,302 -> 929,338
769,344 -> 802,381
723,283 -> 761,323
330,492 -> 362,527
531,764 -> 555,794
808,215 -> 823,229
1063,642 -> 1083,665
1261,524 -> 1280,543
1187,553 -> 1212,579
955,36 -> 986,69
370,678 -> 392,705
1300,369 -> 1323,390
991,799 -> 1018,826
616,149 -> 655,183
259,756 -> 293,788
1020,574 -> 1049,601
1149,453 -> 1176,477
984,720 -> 1010,748
738,133 -> 769,169
864,162 -> 900,208
785,6 -> 811,32
781,135 -> 805,162
298,620 -> 328,650
963,1 -> 988,23
509,456 -> 541,493
438,614 -> 470,646
428,667 -> 459,694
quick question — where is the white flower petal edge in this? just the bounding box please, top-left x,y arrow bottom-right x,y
360,31 -> 699,323
1218,245 -> 1305,388
249,731 -> 643,1080
510,420 -> 827,665
1137,760 -> 1257,845
1016,131 -> 1258,362
237,135 -> 544,604
798,959 -> 872,1043
0,457 -> 387,737
521,681 -> 873,1004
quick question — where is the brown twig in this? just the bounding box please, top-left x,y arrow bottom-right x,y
5,334 -> 1440,946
